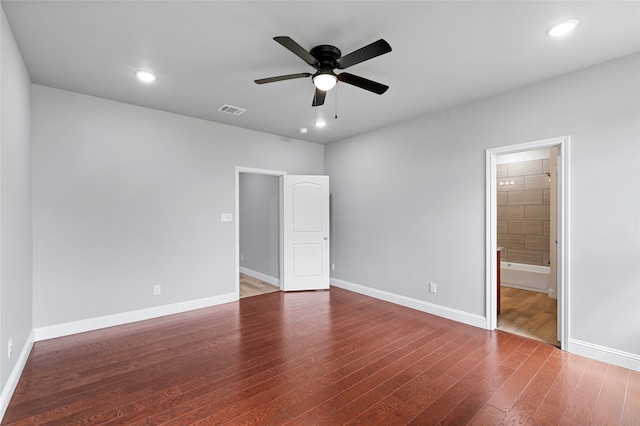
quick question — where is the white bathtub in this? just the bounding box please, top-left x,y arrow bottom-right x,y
500,262 -> 549,293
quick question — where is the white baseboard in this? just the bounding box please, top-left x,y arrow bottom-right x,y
0,330 -> 35,422
331,278 -> 487,329
500,283 -> 549,294
239,267 -> 280,288
34,293 -> 237,342
569,338 -> 640,372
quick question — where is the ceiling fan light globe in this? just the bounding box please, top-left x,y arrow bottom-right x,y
313,74 -> 337,91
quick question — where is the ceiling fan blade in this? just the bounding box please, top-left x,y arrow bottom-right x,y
336,39 -> 391,69
312,87 -> 326,107
254,73 -> 312,85
338,73 -> 389,95
274,36 -> 320,68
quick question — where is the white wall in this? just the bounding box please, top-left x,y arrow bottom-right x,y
32,85 -> 324,328
325,54 -> 640,360
239,173 -> 279,281
0,3 -> 33,403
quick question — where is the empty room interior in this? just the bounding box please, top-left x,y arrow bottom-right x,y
0,1 -> 639,424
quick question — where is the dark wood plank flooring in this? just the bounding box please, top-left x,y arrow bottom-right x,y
3,287 -> 638,425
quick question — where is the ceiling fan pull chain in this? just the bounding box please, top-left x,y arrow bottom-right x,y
335,86 -> 338,120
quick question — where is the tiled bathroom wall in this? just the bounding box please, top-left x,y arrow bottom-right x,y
497,158 -> 550,266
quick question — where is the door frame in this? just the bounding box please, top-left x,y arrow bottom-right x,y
235,167 -> 287,299
485,136 -> 570,350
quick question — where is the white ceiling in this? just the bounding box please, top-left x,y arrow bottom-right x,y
2,1 -> 639,144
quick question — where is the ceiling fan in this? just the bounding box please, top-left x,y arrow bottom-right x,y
255,36 -> 392,107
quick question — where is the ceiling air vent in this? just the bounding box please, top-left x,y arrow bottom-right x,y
218,104 -> 246,116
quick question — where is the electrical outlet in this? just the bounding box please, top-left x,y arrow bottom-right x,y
153,285 -> 161,295
429,282 -> 437,294
240,254 -> 244,262
331,263 -> 335,271
8,338 -> 12,359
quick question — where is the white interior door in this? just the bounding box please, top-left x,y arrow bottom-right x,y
281,175 -> 330,291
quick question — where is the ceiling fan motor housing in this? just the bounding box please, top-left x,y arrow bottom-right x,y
310,45 -> 342,73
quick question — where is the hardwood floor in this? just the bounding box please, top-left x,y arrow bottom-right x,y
3,287 -> 638,425
240,273 -> 279,298
498,286 -> 560,347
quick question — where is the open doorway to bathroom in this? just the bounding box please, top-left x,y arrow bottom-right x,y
495,148 -> 558,346
486,136 -> 569,350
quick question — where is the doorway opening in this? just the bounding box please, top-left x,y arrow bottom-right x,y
235,169 -> 331,298
495,147 -> 558,346
235,167 -> 287,299
486,136 -> 569,350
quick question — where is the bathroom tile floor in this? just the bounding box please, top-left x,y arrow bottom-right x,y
498,286 -> 560,347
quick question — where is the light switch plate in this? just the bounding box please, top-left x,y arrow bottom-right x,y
221,213 -> 233,222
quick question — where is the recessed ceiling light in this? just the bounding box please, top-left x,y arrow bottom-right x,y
547,19 -> 580,37
298,127 -> 308,134
134,70 -> 157,82
314,120 -> 326,128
